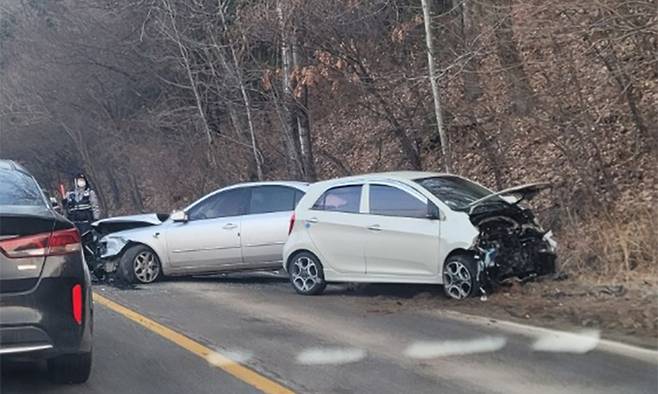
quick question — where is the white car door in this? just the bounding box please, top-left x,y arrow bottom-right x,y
240,185 -> 304,267
165,188 -> 248,272
303,184 -> 367,275
363,183 -> 440,277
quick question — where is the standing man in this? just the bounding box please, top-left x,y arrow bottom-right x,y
63,173 -> 101,234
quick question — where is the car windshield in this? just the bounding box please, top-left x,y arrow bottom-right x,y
415,176 -> 501,210
0,169 -> 46,207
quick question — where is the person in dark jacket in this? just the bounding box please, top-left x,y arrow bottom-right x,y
64,173 -> 101,234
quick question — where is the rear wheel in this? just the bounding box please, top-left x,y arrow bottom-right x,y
288,252 -> 326,295
119,245 -> 162,284
442,255 -> 478,300
47,351 -> 92,384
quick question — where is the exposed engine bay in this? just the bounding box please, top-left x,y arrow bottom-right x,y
468,190 -> 557,294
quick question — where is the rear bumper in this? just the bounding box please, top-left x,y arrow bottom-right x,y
0,253 -> 93,358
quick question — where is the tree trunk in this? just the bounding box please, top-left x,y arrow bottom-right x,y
421,0 -> 451,172
277,0 -> 304,179
217,3 -> 264,180
460,0 -> 483,102
492,0 -> 535,115
161,0 -> 215,165
291,31 -> 317,181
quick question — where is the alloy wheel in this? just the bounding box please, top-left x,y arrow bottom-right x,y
443,260 -> 473,300
290,255 -> 322,293
134,250 -> 160,283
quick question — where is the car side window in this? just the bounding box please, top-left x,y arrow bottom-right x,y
312,185 -> 362,213
369,184 -> 428,218
187,188 -> 249,220
249,186 -> 298,214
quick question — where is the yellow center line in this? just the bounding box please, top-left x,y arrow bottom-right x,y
94,292 -> 294,394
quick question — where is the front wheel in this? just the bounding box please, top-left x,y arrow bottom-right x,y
288,252 -> 326,295
442,255 -> 479,300
119,245 -> 162,284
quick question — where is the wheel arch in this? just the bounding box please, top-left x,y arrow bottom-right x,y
285,249 -> 322,272
444,248 -> 477,262
440,248 -> 478,281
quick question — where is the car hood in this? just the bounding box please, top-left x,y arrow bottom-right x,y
466,182 -> 551,210
92,213 -> 167,227
92,213 -> 169,236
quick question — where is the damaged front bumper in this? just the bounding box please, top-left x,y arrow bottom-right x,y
81,234 -> 126,278
473,230 -> 558,295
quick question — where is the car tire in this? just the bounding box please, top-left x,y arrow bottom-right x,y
288,252 -> 327,295
119,245 -> 162,285
442,254 -> 479,300
47,351 -> 92,384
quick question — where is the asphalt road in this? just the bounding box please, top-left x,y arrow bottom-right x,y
2,272 -> 656,394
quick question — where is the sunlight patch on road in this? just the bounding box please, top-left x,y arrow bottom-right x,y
532,329 -> 600,354
296,347 -> 367,365
404,336 -> 507,359
206,349 -> 253,367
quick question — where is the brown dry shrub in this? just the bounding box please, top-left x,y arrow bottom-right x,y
557,208 -> 657,282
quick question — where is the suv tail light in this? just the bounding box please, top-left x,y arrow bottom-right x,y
0,228 -> 81,258
288,212 -> 296,235
72,284 -> 83,325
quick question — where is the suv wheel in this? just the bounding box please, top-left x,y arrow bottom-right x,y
288,252 -> 327,295
47,351 -> 92,384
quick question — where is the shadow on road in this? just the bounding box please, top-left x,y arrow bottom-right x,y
325,283 -> 446,299
169,270 -> 289,285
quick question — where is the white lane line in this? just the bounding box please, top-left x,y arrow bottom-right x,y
404,336 -> 507,359
532,330 -> 600,354
433,310 -> 658,364
296,347 -> 367,365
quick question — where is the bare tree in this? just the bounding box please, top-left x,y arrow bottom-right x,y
421,0 -> 450,172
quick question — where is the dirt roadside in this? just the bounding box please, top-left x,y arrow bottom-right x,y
339,276 -> 658,350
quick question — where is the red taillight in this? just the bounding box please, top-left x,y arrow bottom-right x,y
47,228 -> 81,256
72,284 -> 83,325
0,228 -> 81,258
288,212 -> 296,235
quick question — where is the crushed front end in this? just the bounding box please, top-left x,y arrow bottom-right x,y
469,202 -> 557,294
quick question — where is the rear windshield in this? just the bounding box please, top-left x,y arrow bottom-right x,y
0,169 -> 47,207
415,176 -> 497,210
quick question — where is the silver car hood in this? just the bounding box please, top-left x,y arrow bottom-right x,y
92,213 -> 165,227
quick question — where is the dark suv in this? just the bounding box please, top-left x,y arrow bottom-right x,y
0,160 -> 92,383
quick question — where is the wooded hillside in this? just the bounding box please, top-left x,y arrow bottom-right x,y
1,0 -> 656,278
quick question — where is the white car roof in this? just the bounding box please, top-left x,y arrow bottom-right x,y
311,171 -> 451,187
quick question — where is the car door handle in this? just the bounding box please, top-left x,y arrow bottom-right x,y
367,224 -> 382,231
307,217 -> 319,224
222,223 -> 237,230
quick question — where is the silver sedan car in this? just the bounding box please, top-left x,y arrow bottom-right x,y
96,182 -> 308,284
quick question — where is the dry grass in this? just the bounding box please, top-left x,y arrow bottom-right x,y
557,208 -> 657,284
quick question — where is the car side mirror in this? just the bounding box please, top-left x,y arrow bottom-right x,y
427,202 -> 443,220
171,210 -> 188,223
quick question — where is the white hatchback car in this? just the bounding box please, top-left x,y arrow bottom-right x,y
97,182 -> 307,284
283,172 -> 557,299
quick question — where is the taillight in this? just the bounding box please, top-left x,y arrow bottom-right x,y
47,228 -> 81,255
0,228 -> 81,258
288,212 -> 296,235
72,284 -> 83,325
